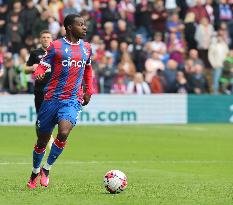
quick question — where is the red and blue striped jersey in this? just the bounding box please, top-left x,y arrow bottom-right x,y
34,37 -> 93,101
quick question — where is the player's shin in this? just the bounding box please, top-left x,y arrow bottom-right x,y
43,137 -> 67,172
33,145 -> 46,174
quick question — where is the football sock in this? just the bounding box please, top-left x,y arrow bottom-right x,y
30,172 -> 39,181
44,138 -> 67,171
42,167 -> 50,177
32,145 -> 46,174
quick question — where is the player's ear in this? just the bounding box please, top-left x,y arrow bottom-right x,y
68,25 -> 72,31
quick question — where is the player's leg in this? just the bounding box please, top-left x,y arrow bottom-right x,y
47,135 -> 55,150
40,120 -> 73,187
27,100 -> 57,189
40,100 -> 81,187
27,131 -> 52,189
35,91 -> 54,150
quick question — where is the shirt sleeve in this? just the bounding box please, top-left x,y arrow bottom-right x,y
26,51 -> 37,66
86,48 -> 92,65
83,45 -> 93,95
33,42 -> 55,78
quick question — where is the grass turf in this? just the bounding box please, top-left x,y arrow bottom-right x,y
0,125 -> 233,205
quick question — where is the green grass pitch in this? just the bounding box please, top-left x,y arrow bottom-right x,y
0,124 -> 233,205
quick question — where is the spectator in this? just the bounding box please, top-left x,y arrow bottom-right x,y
183,58 -> 195,92
164,59 -> 178,93
188,0 -> 209,23
205,0 -> 215,25
36,0 -> 49,14
167,32 -> 185,66
62,0 -> 78,21
127,72 -> 151,94
21,0 -> 40,38
109,39 -> 120,65
150,0 -> 168,35
97,52 -> 117,93
186,0 -> 205,8
174,71 -> 189,94
151,32 -> 167,61
144,51 -> 165,83
48,0 -> 63,23
119,41 -> 129,55
91,35 -> 101,57
195,17 -> 214,69
1,0 -> 233,95
129,34 -> 147,73
24,35 -> 36,52
188,49 -> 204,66
118,0 -> 135,25
215,0 -> 232,28
73,0 -> 89,13
116,19 -> 133,44
95,40 -> 106,63
150,69 -> 165,93
0,45 -> 5,91
208,31 -> 229,94
135,0 -> 153,39
2,52 -> 19,94
111,76 -> 127,94
164,0 -> 177,14
0,3 -> 7,43
32,10 -> 49,39
15,48 -> 32,93
6,13 -> 24,54
220,50 -> 233,94
166,13 -> 184,40
184,12 -> 197,50
102,21 -> 117,50
118,51 -> 136,80
218,22 -> 231,45
102,0 -> 121,25
48,16 -> 60,39
176,0 -> 188,20
89,1 -> 103,35
192,63 -> 209,94
7,1 -> 23,24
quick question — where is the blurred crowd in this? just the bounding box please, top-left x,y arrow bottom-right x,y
0,0 -> 233,95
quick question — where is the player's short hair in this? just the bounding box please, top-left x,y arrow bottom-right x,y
40,30 -> 52,37
64,14 -> 82,31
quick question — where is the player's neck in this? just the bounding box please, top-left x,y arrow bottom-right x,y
65,35 -> 79,44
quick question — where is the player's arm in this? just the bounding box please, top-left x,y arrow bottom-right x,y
24,64 -> 38,74
82,50 -> 93,106
33,42 -> 55,80
25,51 -> 38,74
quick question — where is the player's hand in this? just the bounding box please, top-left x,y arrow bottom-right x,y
35,74 -> 45,81
32,64 -> 39,72
82,93 -> 91,106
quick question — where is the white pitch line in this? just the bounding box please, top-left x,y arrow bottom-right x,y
0,160 -> 233,165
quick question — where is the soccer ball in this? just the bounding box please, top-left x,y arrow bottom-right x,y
103,170 -> 127,194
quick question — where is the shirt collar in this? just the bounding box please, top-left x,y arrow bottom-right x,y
63,37 -> 80,45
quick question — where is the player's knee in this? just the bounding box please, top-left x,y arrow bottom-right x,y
57,129 -> 70,141
36,134 -> 51,148
57,134 -> 68,142
36,141 -> 47,149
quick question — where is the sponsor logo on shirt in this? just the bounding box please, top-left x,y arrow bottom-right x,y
62,57 -> 86,68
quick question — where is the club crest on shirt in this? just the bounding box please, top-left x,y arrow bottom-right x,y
83,47 -> 88,56
65,48 -> 69,53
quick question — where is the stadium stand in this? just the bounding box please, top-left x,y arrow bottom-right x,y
0,0 -> 232,95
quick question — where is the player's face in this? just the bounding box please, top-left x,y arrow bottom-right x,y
71,17 -> 87,39
40,33 -> 53,49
